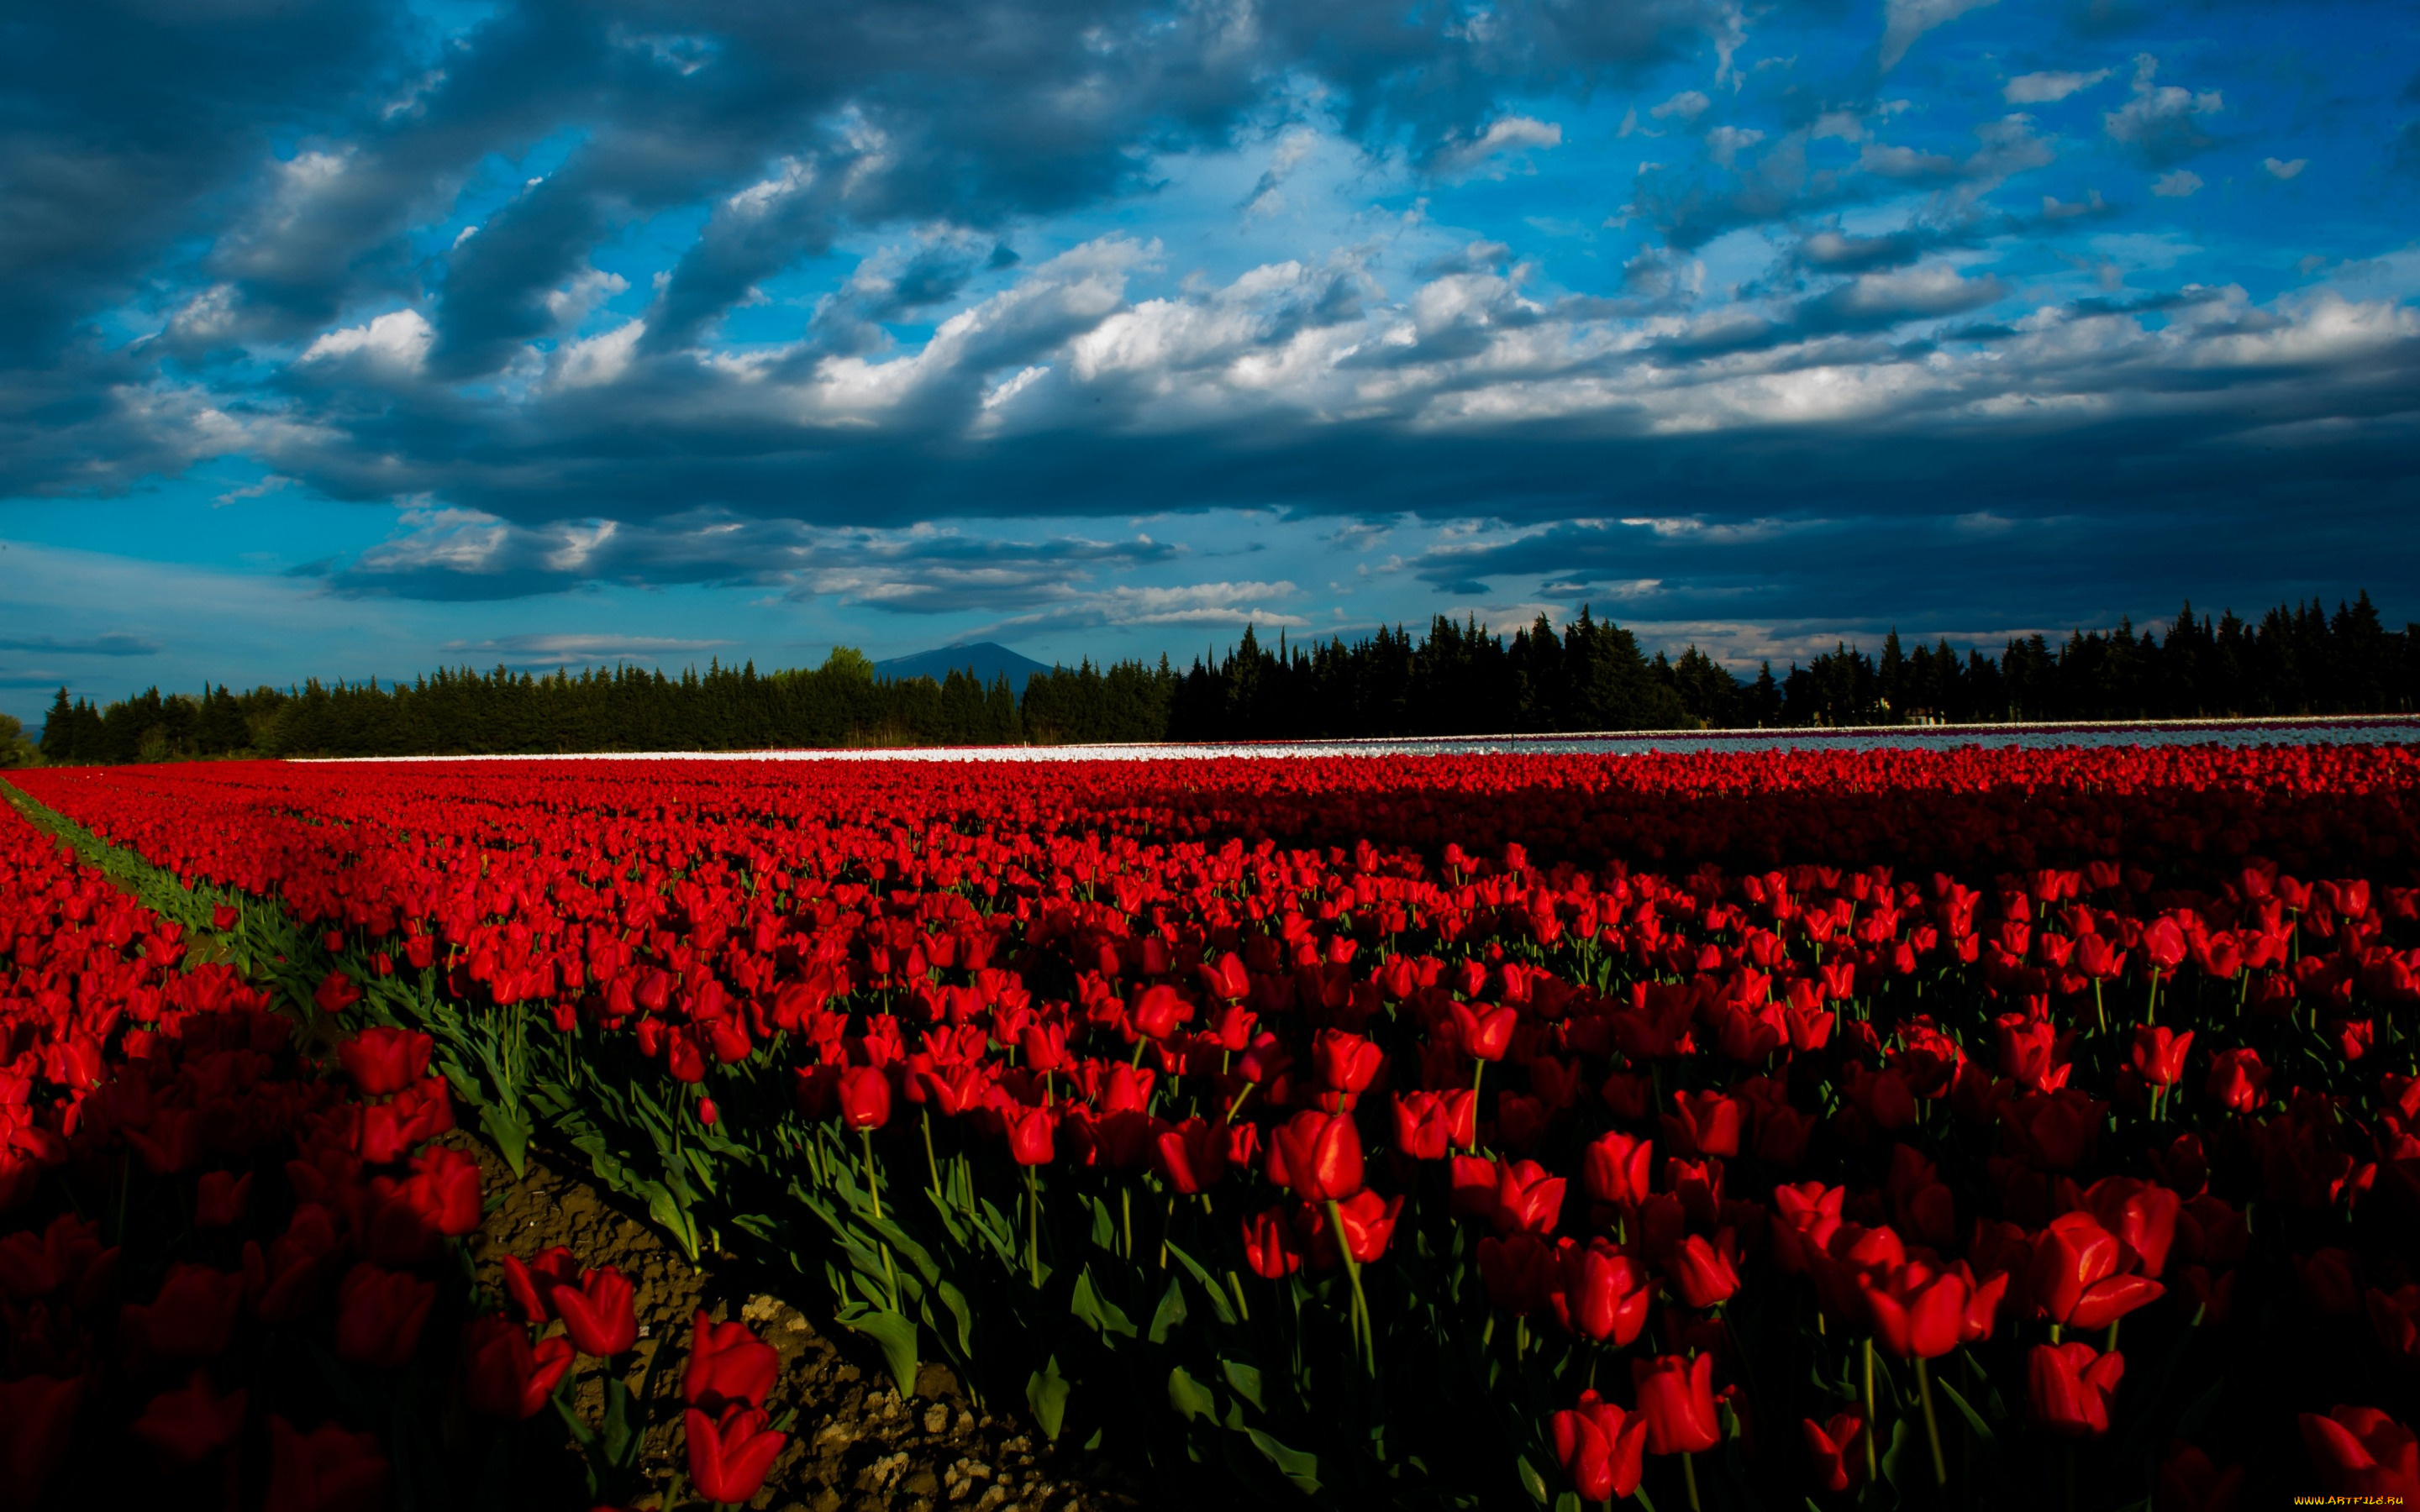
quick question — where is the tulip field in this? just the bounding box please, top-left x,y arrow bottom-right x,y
4,740 -> 2420,1510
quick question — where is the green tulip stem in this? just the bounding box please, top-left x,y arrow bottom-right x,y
1862,1337 -> 1880,1483
1025,1164 -> 1043,1289
1680,1450 -> 1702,1512
860,1127 -> 882,1222
2144,969 -> 2159,1028
1915,1355 -> 1948,1488
921,1110 -> 940,1195
2091,979 -> 2106,1036
1324,1198 -> 1376,1378
862,1127 -> 899,1305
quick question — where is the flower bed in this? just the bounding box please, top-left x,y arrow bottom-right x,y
11,744 -> 2420,1509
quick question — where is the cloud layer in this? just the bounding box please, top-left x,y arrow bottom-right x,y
1,0 -> 2417,717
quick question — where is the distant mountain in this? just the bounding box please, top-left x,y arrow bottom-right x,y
871,641 -> 1052,688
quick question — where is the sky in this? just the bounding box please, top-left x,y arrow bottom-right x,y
3,0 -> 2417,722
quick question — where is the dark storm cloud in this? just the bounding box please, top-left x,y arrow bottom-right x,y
212,0 -> 1739,376
309,508 -> 1183,606
0,0 -> 407,362
0,633 -> 158,656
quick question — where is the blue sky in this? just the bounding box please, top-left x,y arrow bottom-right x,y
3,0 -> 2417,722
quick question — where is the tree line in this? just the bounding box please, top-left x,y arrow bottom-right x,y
29,592 -> 2419,763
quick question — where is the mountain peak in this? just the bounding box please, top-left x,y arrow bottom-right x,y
871,641 -> 1051,686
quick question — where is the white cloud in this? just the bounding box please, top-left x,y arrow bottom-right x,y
2151,169 -> 2203,197
2003,69 -> 2111,104
213,475 -> 293,507
2263,156 -> 2307,180
1241,127 -> 1320,218
1860,142 -> 1959,178
1880,0 -> 1999,72
1650,91 -> 1710,122
987,580 -> 1309,632
544,269 -> 630,328
1707,126 -> 1765,167
555,319 -> 646,388
1434,116 -> 1562,179
2103,55 -> 2221,152
440,633 -> 730,666
300,309 -> 434,371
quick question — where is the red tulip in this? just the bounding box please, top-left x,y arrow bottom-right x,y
1663,1231 -> 1741,1310
1449,1000 -> 1518,1061
2083,1178 -> 2181,1278
2028,1341 -> 2123,1437
2030,1212 -> 2163,1329
1581,1131 -> 1653,1208
1490,1158 -> 1565,1235
2301,1406 -> 2420,1503
403,1145 -> 484,1236
551,1267 -> 639,1357
2128,1026 -> 2192,1088
2369,1284 -> 2420,1359
124,1262 -> 246,1366
2002,1088 -> 2102,1170
1313,1029 -> 1383,1095
1268,1110 -> 1364,1202
2203,1049 -> 2267,1113
1769,1182 -> 1844,1274
1550,1391 -> 1648,1502
1633,1353 -> 1722,1454
1479,1232 -> 1560,1315
196,1168 -> 252,1228
1130,984 -> 1187,1042
1860,1259 -> 2000,1358
2140,917 -> 2188,973
1311,1189 -> 1404,1266
1153,1116 -> 1230,1194
1803,1410 -> 1868,1493
687,1402 -> 788,1505
1198,952 -> 1250,1001
1241,1205 -> 1303,1278
134,1370 -> 246,1465
313,970 -> 364,1015
502,1246 -> 581,1326
461,1313 -> 576,1418
265,1415 -> 388,1512
2155,1442 -> 2243,1512
837,1066 -> 892,1130
1550,1238 -> 1653,1347
0,1374 -> 78,1503
1392,1090 -> 1475,1159
1666,1089 -> 1743,1158
1005,1104 -> 1056,1165
685,1311 -> 780,1411
338,1026 -> 434,1097
335,1262 -> 437,1368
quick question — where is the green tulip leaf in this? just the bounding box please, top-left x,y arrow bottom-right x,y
1027,1357 -> 1072,1442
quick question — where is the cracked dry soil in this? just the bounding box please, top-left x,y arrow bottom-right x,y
462,1137 -> 1158,1512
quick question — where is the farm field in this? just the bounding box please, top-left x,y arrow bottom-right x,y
3,743 -> 2418,1510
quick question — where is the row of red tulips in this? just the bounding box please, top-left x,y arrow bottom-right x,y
10,748 -> 2419,1509
0,788 -> 793,1511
